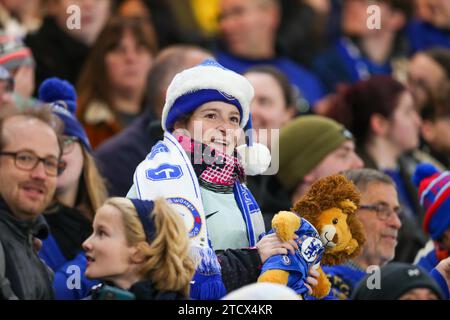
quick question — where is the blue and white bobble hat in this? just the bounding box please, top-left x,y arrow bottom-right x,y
161,59 -> 271,175
38,77 -> 92,152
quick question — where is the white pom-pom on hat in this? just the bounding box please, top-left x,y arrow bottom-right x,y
237,142 -> 271,176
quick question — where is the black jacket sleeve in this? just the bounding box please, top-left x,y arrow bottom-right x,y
216,248 -> 262,293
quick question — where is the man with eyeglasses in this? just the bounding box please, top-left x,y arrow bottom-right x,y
0,106 -> 63,299
321,170 -> 450,300
323,168 -> 403,299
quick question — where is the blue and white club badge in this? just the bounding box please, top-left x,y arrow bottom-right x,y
300,237 -> 322,263
166,197 -> 202,238
282,255 -> 291,266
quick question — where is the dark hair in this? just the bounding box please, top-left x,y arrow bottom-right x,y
422,81 -> 450,121
77,16 -> 158,119
324,75 -> 407,146
423,48 -> 450,79
244,65 -> 296,109
0,104 -> 64,155
381,0 -> 414,18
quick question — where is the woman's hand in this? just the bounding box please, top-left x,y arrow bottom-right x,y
305,267 -> 320,295
255,233 -> 299,264
435,256 -> 450,290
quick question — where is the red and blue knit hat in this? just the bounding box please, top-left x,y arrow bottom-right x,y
413,163 -> 450,240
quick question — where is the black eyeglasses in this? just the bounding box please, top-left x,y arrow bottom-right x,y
62,136 -> 79,155
359,203 -> 403,221
0,151 -> 65,176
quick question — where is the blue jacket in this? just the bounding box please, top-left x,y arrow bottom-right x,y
323,263 -> 366,299
40,235 -> 98,299
261,218 -> 324,296
406,19 -> 450,54
40,204 -> 99,299
52,252 -> 98,300
215,50 -> 325,108
39,234 -> 67,271
313,38 -> 392,93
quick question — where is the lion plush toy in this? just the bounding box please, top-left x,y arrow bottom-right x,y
258,174 -> 366,299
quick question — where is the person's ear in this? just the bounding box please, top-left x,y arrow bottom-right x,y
283,106 -> 297,123
421,120 -> 435,144
290,176 -> 312,204
129,245 -> 146,264
390,10 -> 406,31
172,120 -> 191,138
270,6 -> 280,29
302,171 -> 316,185
370,113 -> 389,136
173,120 -> 185,131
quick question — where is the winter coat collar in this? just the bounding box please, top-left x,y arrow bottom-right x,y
0,197 -> 49,241
83,100 -> 116,125
128,280 -> 186,300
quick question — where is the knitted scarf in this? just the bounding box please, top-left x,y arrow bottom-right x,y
176,134 -> 245,193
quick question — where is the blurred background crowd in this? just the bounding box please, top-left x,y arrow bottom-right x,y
1,0 -> 450,300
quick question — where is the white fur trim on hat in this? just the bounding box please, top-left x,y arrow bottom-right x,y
161,59 -> 254,132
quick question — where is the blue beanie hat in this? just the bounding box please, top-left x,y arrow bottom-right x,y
130,198 -> 156,242
38,77 -> 92,152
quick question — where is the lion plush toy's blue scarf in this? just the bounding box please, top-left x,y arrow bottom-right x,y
130,132 -> 264,300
